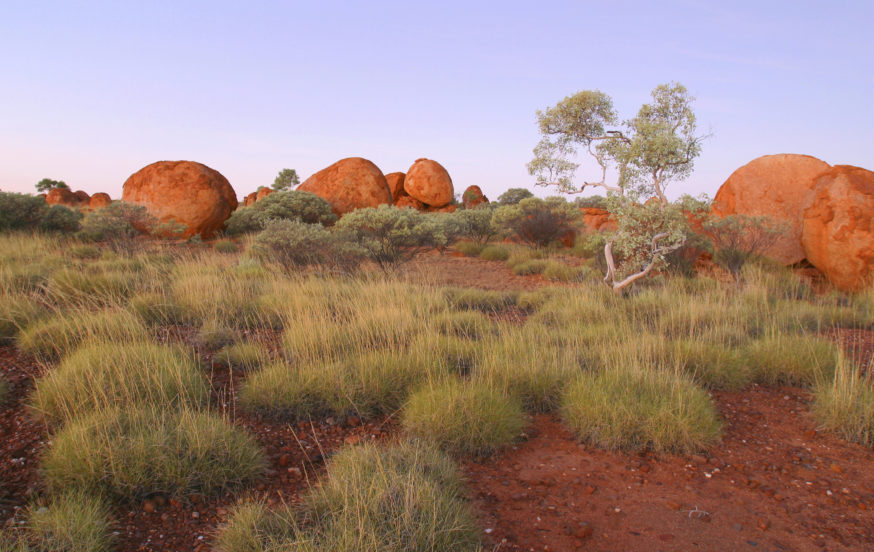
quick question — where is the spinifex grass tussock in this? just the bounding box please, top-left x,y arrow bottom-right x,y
197,321 -> 239,351
472,328 -> 582,412
214,342 -> 269,371
402,379 -> 526,457
46,266 -> 139,307
505,247 -> 545,269
23,490 -> 116,552
478,244 -> 510,261
409,333 -> 481,376
560,365 -> 722,454
29,341 -> 209,427
128,290 -> 186,326
213,239 -> 240,253
0,292 -> 45,344
217,441 -> 482,552
433,310 -> 494,340
744,334 -> 840,387
0,376 -> 7,405
515,288 -> 558,312
542,260 -> 583,282
444,287 -> 516,313
670,339 -> 752,391
240,350 -> 447,421
171,259 -> 264,327
68,244 -> 102,260
42,406 -> 265,500
813,359 -> 874,448
511,259 -> 548,276
17,309 -> 148,361
454,241 -> 484,257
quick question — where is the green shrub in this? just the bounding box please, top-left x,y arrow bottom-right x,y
813,362 -> 874,448
24,490 -> 115,552
240,351 -> 443,421
128,291 -> 186,326
214,342 -> 267,371
225,190 -> 337,235
42,406 -> 265,500
574,195 -> 607,209
213,239 -> 239,253
0,192 -> 48,231
336,205 -> 439,271
454,208 -> 497,244
511,259 -> 548,275
560,367 -> 722,453
491,197 -> 578,247
444,287 -> 515,313
454,241 -> 484,257
18,309 -> 148,361
253,219 -> 362,274
402,379 -> 525,457
39,205 -> 83,233
29,341 -> 210,427
496,188 -> 534,205
78,202 -> 159,248
744,335 -> 840,387
478,244 -> 509,261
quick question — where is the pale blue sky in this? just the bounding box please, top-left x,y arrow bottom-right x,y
1,0 -> 871,201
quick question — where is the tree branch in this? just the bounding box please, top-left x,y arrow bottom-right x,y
603,232 -> 685,293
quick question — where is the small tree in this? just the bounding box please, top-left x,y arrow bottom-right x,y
253,219 -> 363,274
35,179 -> 69,193
528,83 -> 706,292
455,207 -> 497,244
496,188 -> 534,205
491,196 -> 578,247
336,205 -> 441,272
272,169 -> 300,191
704,215 -> 787,281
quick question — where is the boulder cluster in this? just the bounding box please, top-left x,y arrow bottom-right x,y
712,154 -> 874,291
45,188 -> 113,210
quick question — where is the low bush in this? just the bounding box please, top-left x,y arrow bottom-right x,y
454,241 -> 484,257
491,197 -> 578,247
42,406 -> 265,500
496,188 -> 534,205
478,244 -> 509,261
217,441 -> 481,552
39,205 -> 83,233
744,335 -> 840,387
225,190 -> 337,235
213,342 -> 268,371
240,351 -> 443,421
78,202 -> 161,250
813,362 -> 874,448
253,219 -> 363,274
560,367 -> 722,453
23,490 -> 115,552
336,205 -> 439,271
17,309 -> 148,361
0,192 -> 49,231
454,208 -> 497,244
511,259 -> 548,276
444,287 -> 515,313
29,341 -> 209,426
402,379 -> 525,457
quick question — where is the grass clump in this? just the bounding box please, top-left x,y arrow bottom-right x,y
409,334 -> 481,376
478,245 -> 509,261
0,294 -> 44,344
240,351 -> 443,421
542,260 -> 582,282
744,334 -> 840,387
402,379 -> 525,457
42,406 -> 265,501
671,339 -> 752,391
197,322 -> 238,351
560,367 -> 722,453
69,244 -> 102,260
812,361 -> 874,448
17,309 -> 148,361
213,239 -> 239,253
214,342 -> 268,371
444,287 -> 515,313
217,441 -> 481,552
433,310 -> 494,340
29,341 -> 209,426
47,267 -> 137,306
24,490 -> 116,552
128,291 -> 186,326
0,376 -> 7,405
454,241 -> 484,257
510,259 -> 548,276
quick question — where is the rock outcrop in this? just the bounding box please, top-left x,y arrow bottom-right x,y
89,193 -> 112,209
122,160 -> 238,239
395,195 -> 425,210
297,157 -> 392,216
385,172 -> 406,202
72,190 -> 91,204
45,187 -> 78,207
712,154 -> 831,264
462,185 -> 488,209
801,165 -> 874,292
404,159 -> 453,208
579,207 -> 616,232
242,192 -> 257,207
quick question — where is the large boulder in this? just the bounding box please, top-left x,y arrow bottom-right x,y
801,165 -> 874,292
404,158 -> 453,207
297,157 -> 391,216
579,207 -> 616,232
89,193 -> 112,209
122,160 -> 238,239
45,187 -> 78,207
242,191 -> 257,207
712,154 -> 831,264
385,172 -> 406,202
462,185 -> 488,209
72,190 -> 91,204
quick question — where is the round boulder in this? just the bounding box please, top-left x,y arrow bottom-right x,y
45,187 -> 78,207
89,193 -> 112,209
712,154 -> 831,265
462,185 -> 488,209
395,194 -> 425,210
297,157 -> 391,216
385,172 -> 406,202
801,165 -> 874,292
122,161 -> 238,239
242,192 -> 257,207
72,190 -> 91,205
404,158 -> 453,207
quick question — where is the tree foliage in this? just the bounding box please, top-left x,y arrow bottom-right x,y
0,192 -> 81,233
272,168 -> 300,191
336,205 -> 441,271
496,188 -> 534,205
35,178 -> 69,193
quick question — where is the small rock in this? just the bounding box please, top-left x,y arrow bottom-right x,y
143,499 -> 156,513
584,485 -> 596,495
279,454 -> 290,467
757,518 -> 771,531
191,511 -> 200,519
829,463 -> 843,474
691,454 -> 708,465
666,501 -> 682,511
346,416 -> 361,427
573,522 -> 594,539
658,533 -> 675,542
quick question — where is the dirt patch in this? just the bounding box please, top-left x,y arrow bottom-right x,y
464,386 -> 874,551
403,252 -> 553,291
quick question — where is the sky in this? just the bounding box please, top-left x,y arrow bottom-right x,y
1,0 -> 872,202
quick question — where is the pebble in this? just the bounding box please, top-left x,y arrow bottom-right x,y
666,501 -> 682,511
757,518 -> 771,531
658,533 -> 675,542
